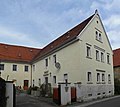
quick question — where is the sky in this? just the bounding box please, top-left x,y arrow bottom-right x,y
0,0 -> 119,50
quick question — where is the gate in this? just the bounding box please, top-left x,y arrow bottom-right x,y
0,77 -> 6,107
71,87 -> 76,102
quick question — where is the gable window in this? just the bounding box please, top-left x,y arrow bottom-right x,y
86,46 -> 91,58
45,58 -> 48,67
101,52 -> 104,62
96,31 -> 98,40
13,65 -> 17,71
87,72 -> 92,82
53,76 -> 56,84
96,50 -> 99,61
97,73 -> 100,82
95,30 -> 102,42
102,74 -> 105,82
0,64 -> 4,71
24,66 -> 29,72
107,54 -> 110,64
53,55 -> 56,63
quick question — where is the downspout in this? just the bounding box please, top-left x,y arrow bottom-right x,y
31,64 -> 32,87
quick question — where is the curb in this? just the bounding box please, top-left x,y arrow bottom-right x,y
74,95 -> 120,107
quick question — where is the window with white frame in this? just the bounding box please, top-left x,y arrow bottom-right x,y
13,65 -> 17,71
45,58 -> 48,67
96,50 -> 99,61
95,30 -> 102,42
101,52 -> 104,62
107,54 -> 110,64
53,76 -> 56,84
102,74 -> 105,82
24,66 -> 29,72
86,45 -> 91,58
0,64 -> 4,71
87,72 -> 92,82
53,55 -> 56,63
97,73 -> 100,82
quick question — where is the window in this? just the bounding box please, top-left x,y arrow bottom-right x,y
96,50 -> 99,61
99,33 -> 102,42
86,46 -> 91,58
101,52 -> 104,62
33,65 -> 35,71
53,55 -> 56,63
53,76 -> 56,84
95,30 -> 102,42
24,66 -> 29,72
0,64 -> 4,70
87,72 -> 92,82
45,58 -> 48,67
107,54 -> 110,64
96,31 -> 98,40
97,73 -> 100,82
108,74 -> 111,82
102,74 -> 104,82
13,65 -> 17,71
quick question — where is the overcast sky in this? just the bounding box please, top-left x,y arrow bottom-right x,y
0,0 -> 119,50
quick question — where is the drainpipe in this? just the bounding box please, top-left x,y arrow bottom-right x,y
31,64 -> 32,87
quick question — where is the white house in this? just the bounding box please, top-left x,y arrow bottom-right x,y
32,10 -> 114,99
0,10 -> 114,99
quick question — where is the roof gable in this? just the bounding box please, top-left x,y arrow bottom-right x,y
34,14 -> 94,61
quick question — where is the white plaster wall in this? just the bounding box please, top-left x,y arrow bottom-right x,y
1,62 -> 31,87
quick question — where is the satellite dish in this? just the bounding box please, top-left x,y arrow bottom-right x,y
55,62 -> 61,70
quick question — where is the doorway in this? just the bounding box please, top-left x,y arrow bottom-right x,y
24,80 -> 29,90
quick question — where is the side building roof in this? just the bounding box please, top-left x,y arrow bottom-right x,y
113,48 -> 120,67
0,43 -> 41,63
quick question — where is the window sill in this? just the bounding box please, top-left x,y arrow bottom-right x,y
96,82 -> 101,84
108,81 -> 111,84
86,56 -> 92,59
96,39 -> 103,43
102,82 -> 106,84
87,82 -> 93,84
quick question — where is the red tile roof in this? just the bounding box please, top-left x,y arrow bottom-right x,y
34,14 -> 94,61
0,13 -> 94,63
113,48 -> 120,67
0,43 -> 40,63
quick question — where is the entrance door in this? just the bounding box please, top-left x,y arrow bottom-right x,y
45,77 -> 48,95
24,80 -> 29,90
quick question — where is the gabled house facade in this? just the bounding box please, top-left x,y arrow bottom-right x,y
0,10 -> 114,98
32,10 -> 114,98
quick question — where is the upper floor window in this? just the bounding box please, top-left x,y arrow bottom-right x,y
97,73 -> 100,82
95,30 -> 102,42
24,66 -> 29,72
107,54 -> 110,64
45,58 -> 48,67
87,72 -> 92,82
53,55 -> 56,63
86,45 -> 91,58
13,65 -> 17,71
0,64 -> 4,70
101,52 -> 104,62
96,50 -> 100,61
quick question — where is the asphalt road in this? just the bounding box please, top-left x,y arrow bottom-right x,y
16,93 -> 57,107
86,96 -> 120,107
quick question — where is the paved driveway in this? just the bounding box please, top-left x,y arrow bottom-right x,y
16,93 -> 57,107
